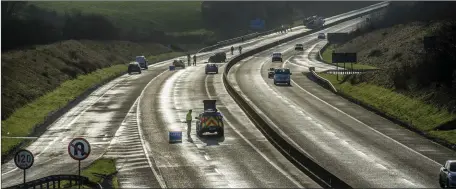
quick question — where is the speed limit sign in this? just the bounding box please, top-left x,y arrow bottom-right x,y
14,149 -> 34,170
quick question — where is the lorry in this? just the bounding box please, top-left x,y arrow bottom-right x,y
303,15 -> 325,29
195,100 -> 224,137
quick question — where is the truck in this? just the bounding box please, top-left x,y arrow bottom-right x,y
195,100 -> 224,137
303,16 -> 325,29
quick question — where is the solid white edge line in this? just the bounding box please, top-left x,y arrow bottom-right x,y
136,70 -> 169,188
287,65 -> 443,167
211,65 -> 305,188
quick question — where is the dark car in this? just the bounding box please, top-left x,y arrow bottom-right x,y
128,62 -> 141,75
268,68 -> 275,78
209,52 -> 226,63
272,53 -> 283,62
295,44 -> 304,50
440,160 -> 456,188
135,56 -> 149,70
205,64 -> 218,74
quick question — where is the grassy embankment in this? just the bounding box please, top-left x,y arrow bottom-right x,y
2,1 -> 208,158
1,40 -> 185,157
59,158 -> 118,188
318,22 -> 456,145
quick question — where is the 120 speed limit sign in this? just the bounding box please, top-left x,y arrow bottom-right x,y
14,149 -> 34,170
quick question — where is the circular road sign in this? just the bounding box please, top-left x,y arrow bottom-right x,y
14,149 -> 34,170
68,138 -> 91,161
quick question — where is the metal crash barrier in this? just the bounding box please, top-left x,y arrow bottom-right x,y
222,2 -> 389,189
4,175 -> 102,189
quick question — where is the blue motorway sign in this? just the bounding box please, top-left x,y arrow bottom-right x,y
169,131 -> 182,143
250,19 -> 265,30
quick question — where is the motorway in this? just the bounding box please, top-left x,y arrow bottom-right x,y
229,15 -> 456,188
3,2 -> 434,188
1,22 -> 318,188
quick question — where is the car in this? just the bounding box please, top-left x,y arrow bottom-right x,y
195,100 -> 224,137
439,160 -> 456,188
128,62 -> 142,75
273,68 -> 292,86
209,52 -> 226,63
205,64 -> 218,74
318,33 -> 326,39
135,56 -> 149,70
295,44 -> 304,51
268,68 -> 275,78
272,52 -> 283,62
173,59 -> 186,69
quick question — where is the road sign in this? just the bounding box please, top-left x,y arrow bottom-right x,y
169,130 -> 182,143
68,138 -> 91,161
250,18 -> 265,30
327,33 -> 349,44
14,149 -> 34,170
332,52 -> 357,63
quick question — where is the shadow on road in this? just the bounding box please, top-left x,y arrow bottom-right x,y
198,134 -> 225,146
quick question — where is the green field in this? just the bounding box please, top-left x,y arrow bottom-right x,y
319,73 -> 456,145
30,1 -> 205,34
321,44 -> 378,69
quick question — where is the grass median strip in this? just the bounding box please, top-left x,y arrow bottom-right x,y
321,44 -> 378,69
319,73 -> 456,145
1,52 -> 185,157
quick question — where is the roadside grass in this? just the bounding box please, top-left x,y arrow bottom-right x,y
319,73 -> 456,145
59,158 -> 118,188
321,44 -> 378,69
30,1 -> 204,33
1,51 -> 184,157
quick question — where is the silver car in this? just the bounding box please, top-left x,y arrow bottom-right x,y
440,160 -> 456,188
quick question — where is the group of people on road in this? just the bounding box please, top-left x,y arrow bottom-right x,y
231,46 -> 242,55
187,54 -> 196,66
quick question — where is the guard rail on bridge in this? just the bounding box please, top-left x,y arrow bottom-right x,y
3,175 -> 102,189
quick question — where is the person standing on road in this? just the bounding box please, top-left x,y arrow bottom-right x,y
193,55 -> 197,66
186,109 -> 192,137
238,46 -> 242,54
187,54 -> 191,66
231,46 -> 234,55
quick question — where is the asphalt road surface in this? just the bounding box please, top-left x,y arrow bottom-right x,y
230,16 -> 456,188
1,3 -> 390,187
1,24 -> 315,188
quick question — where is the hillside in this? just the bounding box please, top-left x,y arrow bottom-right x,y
319,2 -> 456,146
30,1 -> 205,34
1,40 -> 178,120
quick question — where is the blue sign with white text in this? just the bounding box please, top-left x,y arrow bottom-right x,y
250,19 -> 265,30
169,131 -> 182,143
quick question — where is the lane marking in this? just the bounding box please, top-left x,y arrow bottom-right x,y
136,70 -> 169,188
207,69 -> 305,188
290,80 -> 442,166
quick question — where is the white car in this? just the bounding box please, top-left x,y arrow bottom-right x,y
272,53 -> 283,62
318,33 -> 326,39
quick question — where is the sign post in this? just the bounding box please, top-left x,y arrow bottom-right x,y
14,149 -> 34,184
68,138 -> 91,188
